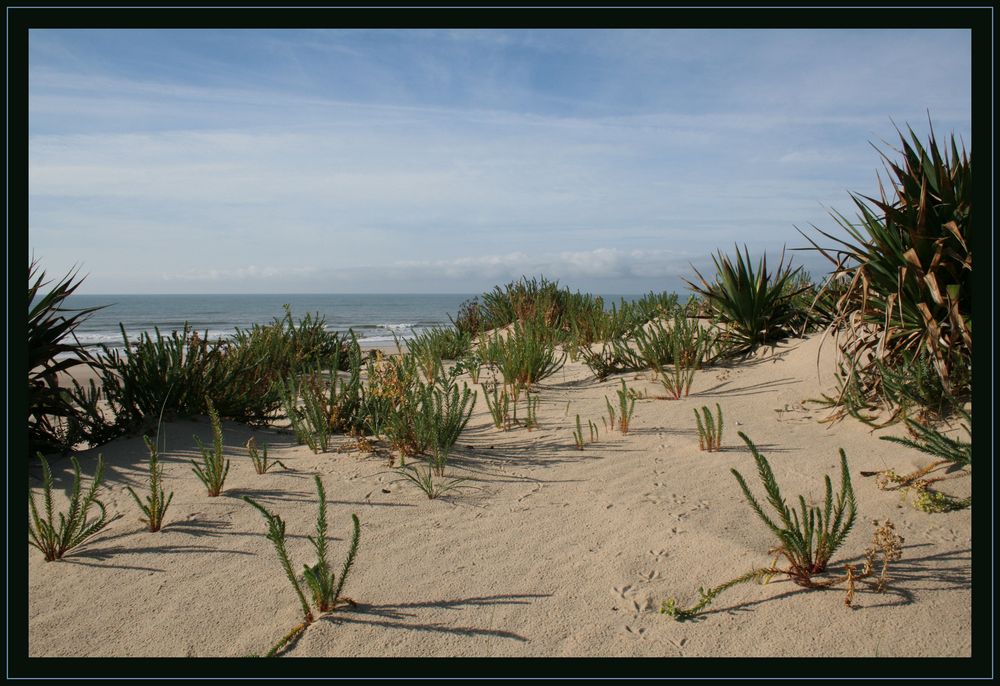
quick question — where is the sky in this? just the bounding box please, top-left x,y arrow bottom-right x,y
28,28 -> 972,295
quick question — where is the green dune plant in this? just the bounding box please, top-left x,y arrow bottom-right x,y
694,404 -> 724,452
606,379 -> 636,434
482,384 -> 511,431
100,324 -> 225,434
450,296 -> 485,338
524,393 -> 540,431
29,454 -> 115,561
572,414 -> 585,450
424,377 -> 477,475
662,432 -> 867,620
657,350 -> 698,401
394,463 -> 472,500
126,436 -> 174,532
461,348 -> 483,384
243,476 -> 360,657
407,326 -> 473,380
481,319 -> 566,391
799,122 -> 971,411
865,409 -> 971,513
246,437 -> 287,475
687,245 -> 808,355
99,307 -> 353,433
191,398 -> 230,497
28,259 -> 109,454
578,336 -> 644,381
571,415 -> 599,450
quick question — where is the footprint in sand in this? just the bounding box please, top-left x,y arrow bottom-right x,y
648,549 -> 669,561
612,584 -> 637,599
637,570 -> 663,582
669,526 -> 685,535
622,625 -> 648,639
517,484 -> 544,502
666,637 -> 688,655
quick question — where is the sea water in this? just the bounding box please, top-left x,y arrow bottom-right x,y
62,292 -> 644,355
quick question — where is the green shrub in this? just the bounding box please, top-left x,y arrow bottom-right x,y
126,436 -> 174,532
423,377 -> 477,475
481,319 -> 566,391
407,326 -> 473,380
29,454 -> 115,561
28,260 -> 109,454
99,308 -> 354,433
191,398 -> 230,497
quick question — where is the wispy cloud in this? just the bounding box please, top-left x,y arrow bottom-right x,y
27,29 -> 971,294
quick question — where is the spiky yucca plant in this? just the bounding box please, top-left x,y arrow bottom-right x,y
28,260 -> 107,454
29,454 -> 115,561
191,398 -> 230,497
687,245 -> 808,355
126,436 -> 174,532
800,121 -> 971,403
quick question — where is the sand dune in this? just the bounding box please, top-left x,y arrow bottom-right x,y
28,332 -> 971,657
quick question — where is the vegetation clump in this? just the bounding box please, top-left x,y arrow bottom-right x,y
694,404 -> 724,452
191,398 -> 230,497
800,122 -> 971,420
29,454 -> 116,561
126,436 -> 174,531
244,475 -> 360,657
28,260 -> 108,454
661,433 -> 906,619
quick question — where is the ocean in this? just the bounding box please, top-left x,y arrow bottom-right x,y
62,293 -> 644,355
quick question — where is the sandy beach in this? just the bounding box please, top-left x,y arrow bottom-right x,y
27,331 -> 972,658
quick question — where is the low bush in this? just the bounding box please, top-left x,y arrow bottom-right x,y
481,319 -> 566,391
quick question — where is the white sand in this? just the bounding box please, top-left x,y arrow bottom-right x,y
28,333 -> 971,657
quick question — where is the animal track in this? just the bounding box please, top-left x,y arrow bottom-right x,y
612,584 -> 637,599
623,625 -> 647,639
648,549 -> 669,561
637,570 -> 662,582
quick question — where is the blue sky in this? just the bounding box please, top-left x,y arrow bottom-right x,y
28,29 -> 972,295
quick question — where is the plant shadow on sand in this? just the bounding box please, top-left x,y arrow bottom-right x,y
680,543 -> 969,621
322,593 -> 551,641
693,377 -> 801,398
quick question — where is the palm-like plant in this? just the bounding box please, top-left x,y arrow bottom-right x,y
686,245 -> 808,355
28,260 -> 106,454
799,121 -> 971,401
